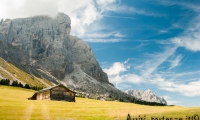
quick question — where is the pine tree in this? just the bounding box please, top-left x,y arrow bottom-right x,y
5,79 -> 10,85
24,84 -> 30,89
18,82 -> 23,88
12,80 -> 19,86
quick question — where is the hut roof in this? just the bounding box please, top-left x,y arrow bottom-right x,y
36,84 -> 75,93
28,84 -> 75,100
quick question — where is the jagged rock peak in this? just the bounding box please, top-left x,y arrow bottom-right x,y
0,12 -> 111,86
125,89 -> 167,105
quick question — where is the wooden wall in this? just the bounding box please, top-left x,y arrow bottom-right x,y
50,86 -> 75,102
35,86 -> 75,102
36,90 -> 50,100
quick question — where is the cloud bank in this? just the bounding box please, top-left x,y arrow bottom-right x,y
0,0 -> 117,37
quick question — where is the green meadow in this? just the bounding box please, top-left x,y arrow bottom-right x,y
0,85 -> 199,120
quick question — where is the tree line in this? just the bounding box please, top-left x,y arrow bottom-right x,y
0,79 -> 44,91
117,96 -> 166,106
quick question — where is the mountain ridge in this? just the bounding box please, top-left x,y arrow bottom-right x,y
125,89 -> 167,105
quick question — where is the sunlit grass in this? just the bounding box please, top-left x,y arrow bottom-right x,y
0,57 -> 53,87
0,85 -> 199,120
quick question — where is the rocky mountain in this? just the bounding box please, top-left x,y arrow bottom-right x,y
0,13 -> 108,85
125,89 -> 167,105
0,13 -> 132,101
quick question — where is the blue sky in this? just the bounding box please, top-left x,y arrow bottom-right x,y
1,0 -> 200,106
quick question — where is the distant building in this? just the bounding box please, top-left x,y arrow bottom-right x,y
28,84 -> 76,102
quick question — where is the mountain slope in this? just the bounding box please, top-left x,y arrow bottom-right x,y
0,57 -> 53,87
125,89 -> 167,105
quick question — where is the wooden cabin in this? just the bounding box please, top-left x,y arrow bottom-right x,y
28,84 -> 76,102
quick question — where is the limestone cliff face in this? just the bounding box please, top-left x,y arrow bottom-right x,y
0,13 -> 109,85
125,89 -> 167,105
69,36 -> 109,83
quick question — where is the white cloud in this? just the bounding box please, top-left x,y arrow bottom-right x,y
151,76 -> 200,96
163,96 -> 179,105
80,3 -> 100,25
122,74 -> 143,84
154,70 -> 200,88
0,0 -> 116,36
155,1 -> 200,13
114,33 -> 126,37
159,30 -> 168,34
173,36 -> 200,52
103,62 -> 127,76
108,73 -> 143,89
0,0 -> 58,19
183,3 -> 200,13
169,55 -> 183,69
124,59 -> 130,64
96,0 -> 116,8
57,0 -> 103,36
136,46 -> 177,78
84,39 -> 127,43
82,32 -> 126,39
104,60 -> 144,89
104,4 -> 164,17
108,75 -> 122,86
101,15 -> 135,19
172,16 -> 200,52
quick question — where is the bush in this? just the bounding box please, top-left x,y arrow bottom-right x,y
11,80 -> 19,86
0,79 -> 10,85
119,98 -> 124,102
31,86 -> 43,91
18,82 -> 24,88
0,79 -> 45,92
24,84 -> 30,89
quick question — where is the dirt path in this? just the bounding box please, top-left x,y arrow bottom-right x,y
24,102 -> 34,120
42,103 -> 50,120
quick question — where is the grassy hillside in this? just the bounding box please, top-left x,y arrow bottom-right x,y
0,85 -> 199,120
0,57 -> 53,87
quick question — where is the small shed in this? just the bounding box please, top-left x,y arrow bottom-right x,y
28,84 -> 76,102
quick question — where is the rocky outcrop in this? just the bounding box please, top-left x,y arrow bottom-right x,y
0,13 -> 110,85
68,36 -> 110,84
125,89 -> 167,105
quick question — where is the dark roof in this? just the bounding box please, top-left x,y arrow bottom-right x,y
37,84 -> 75,93
28,84 -> 75,100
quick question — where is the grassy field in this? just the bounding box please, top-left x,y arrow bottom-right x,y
0,85 -> 199,120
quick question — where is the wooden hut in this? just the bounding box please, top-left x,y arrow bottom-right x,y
28,84 -> 76,102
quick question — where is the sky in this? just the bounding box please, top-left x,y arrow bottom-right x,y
1,0 -> 200,107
